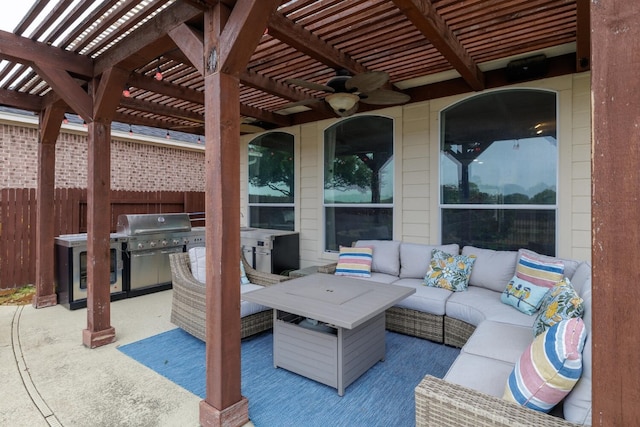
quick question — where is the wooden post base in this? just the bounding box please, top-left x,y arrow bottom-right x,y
199,396 -> 249,427
32,294 -> 57,308
82,326 -> 116,348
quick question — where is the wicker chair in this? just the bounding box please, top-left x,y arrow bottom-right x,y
169,251 -> 289,341
415,376 -> 580,426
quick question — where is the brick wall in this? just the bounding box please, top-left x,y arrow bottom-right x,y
0,122 -> 205,191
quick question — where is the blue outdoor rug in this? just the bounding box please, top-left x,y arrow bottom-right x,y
118,328 -> 459,427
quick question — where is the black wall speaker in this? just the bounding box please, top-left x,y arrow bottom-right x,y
505,54 -> 548,82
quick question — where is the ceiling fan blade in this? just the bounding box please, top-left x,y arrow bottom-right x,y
279,98 -> 323,109
285,78 -> 335,93
345,71 -> 389,93
359,89 -> 410,105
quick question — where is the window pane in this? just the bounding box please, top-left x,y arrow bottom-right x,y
248,132 -> 294,204
441,90 -> 556,205
442,208 -> 556,255
324,116 -> 393,204
249,206 -> 294,231
325,207 -> 393,251
440,90 -> 558,254
323,116 -> 394,252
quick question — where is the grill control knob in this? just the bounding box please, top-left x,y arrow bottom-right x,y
172,239 -> 180,245
137,243 -> 144,249
149,241 -> 157,248
161,240 -> 168,247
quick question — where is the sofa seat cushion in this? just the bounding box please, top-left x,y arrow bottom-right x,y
446,286 -> 536,328
392,278 -> 452,315
240,284 -> 270,317
462,246 -> 518,292
461,320 -> 533,364
444,352 -> 516,398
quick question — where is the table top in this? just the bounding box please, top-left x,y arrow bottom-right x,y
242,273 -> 415,329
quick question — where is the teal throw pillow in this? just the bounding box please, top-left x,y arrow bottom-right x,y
424,248 -> 475,292
501,276 -> 550,315
533,277 -> 584,336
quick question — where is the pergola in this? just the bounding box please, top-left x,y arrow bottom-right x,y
0,1 -> 637,425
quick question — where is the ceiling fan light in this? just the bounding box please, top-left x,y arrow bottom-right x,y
325,93 -> 359,114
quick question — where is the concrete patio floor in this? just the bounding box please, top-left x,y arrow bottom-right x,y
0,290 -> 219,426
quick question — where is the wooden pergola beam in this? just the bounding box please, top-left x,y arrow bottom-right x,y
391,0 -> 484,91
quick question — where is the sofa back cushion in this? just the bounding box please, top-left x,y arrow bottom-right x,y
562,262 -> 592,425
356,240 -> 401,276
462,246 -> 518,293
399,243 -> 460,279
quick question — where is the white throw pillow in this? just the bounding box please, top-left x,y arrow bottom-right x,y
188,247 -> 207,283
188,247 -> 250,285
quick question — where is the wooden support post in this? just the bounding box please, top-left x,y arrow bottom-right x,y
591,0 -> 640,424
200,4 -> 246,425
33,104 -> 65,308
82,118 -> 115,348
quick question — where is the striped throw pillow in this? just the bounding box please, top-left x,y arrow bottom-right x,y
334,246 -> 373,278
504,317 -> 587,413
516,250 -> 565,289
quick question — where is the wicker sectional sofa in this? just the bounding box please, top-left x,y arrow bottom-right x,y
169,251 -> 289,341
319,240 -> 592,426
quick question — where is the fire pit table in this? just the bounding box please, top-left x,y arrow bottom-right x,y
242,273 -> 414,395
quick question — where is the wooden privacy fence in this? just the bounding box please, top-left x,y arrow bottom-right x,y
0,188 -> 205,290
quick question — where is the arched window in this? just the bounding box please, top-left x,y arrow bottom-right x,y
324,116 -> 394,251
247,131 -> 295,231
440,89 -> 558,254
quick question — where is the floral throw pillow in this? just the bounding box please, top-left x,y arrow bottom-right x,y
424,249 -> 475,292
533,277 -> 584,337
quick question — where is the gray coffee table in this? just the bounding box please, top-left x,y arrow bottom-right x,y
242,273 -> 414,395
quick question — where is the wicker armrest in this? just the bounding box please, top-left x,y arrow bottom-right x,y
415,375 -> 579,427
317,262 -> 337,274
241,253 -> 290,286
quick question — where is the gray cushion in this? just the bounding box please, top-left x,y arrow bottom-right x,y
399,243 -> 460,278
445,286 -> 536,328
562,262 -> 592,426
356,240 -> 401,276
462,246 -> 518,292
444,352 -> 515,398
461,320 -> 532,364
392,278 -> 451,315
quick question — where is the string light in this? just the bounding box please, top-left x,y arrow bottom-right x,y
122,83 -> 131,97
129,124 -> 133,135
165,131 -> 170,139
62,115 -> 69,124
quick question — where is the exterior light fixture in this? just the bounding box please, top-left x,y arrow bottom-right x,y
165,131 -> 170,139
154,58 -> 163,81
122,84 -> 131,97
325,93 -> 359,114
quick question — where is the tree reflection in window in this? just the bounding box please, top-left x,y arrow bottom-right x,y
440,89 -> 558,254
248,131 -> 294,231
324,116 -> 394,251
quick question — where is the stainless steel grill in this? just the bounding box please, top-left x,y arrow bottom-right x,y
117,213 -> 193,296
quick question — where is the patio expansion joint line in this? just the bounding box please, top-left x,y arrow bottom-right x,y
11,305 -> 64,427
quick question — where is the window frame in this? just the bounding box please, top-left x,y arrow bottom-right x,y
438,88 -> 560,254
322,115 -> 395,252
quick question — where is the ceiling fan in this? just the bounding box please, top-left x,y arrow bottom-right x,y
285,69 -> 410,117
